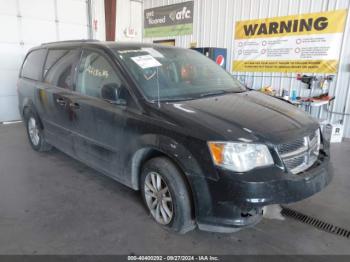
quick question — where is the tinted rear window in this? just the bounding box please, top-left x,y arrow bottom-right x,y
21,49 -> 47,81
43,49 -> 81,89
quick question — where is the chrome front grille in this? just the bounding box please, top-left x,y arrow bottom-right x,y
277,137 -> 305,155
283,155 -> 306,171
277,129 -> 321,174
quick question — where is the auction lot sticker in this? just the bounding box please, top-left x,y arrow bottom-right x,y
232,9 -> 347,73
131,55 -> 162,69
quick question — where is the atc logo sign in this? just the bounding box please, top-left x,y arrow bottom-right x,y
144,1 -> 194,37
216,55 -> 225,67
169,6 -> 192,22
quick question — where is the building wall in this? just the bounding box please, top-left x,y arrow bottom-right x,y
116,0 -> 143,42
91,0 -> 106,41
143,0 -> 350,138
0,0 -> 91,122
91,0 -> 143,42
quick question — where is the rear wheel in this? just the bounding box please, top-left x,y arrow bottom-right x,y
141,157 -> 195,234
24,110 -> 52,152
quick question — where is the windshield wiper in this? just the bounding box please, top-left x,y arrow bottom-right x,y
198,90 -> 226,98
154,97 -> 198,102
154,89 -> 247,103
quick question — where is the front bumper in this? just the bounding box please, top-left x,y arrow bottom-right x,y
190,150 -> 332,232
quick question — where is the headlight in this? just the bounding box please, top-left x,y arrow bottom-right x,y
208,142 -> 274,172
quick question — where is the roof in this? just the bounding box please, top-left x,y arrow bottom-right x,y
41,39 -> 100,46
40,39 -> 177,50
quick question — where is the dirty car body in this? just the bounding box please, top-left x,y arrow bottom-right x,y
17,41 -> 332,233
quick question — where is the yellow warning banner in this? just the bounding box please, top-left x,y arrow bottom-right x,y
235,9 -> 347,40
233,60 -> 339,73
232,9 -> 347,73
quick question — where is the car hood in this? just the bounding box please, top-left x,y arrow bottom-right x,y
154,91 -> 319,144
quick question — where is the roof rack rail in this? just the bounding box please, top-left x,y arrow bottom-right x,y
41,39 -> 100,45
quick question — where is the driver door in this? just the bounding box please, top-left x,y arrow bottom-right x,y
71,48 -> 128,180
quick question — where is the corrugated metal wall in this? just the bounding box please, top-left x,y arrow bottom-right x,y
143,0 -> 350,138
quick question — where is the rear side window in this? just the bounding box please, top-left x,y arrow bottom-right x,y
21,49 -> 47,81
43,49 -> 81,89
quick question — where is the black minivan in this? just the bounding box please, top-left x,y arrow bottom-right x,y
17,40 -> 331,233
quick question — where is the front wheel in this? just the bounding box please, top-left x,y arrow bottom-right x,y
141,157 -> 195,234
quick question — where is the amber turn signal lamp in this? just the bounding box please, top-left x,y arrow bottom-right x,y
208,142 -> 224,165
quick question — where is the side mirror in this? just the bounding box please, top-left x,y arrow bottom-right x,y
101,84 -> 127,106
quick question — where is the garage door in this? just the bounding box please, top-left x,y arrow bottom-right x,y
0,0 -> 91,122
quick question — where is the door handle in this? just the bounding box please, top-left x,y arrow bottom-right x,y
69,102 -> 80,110
56,97 -> 66,106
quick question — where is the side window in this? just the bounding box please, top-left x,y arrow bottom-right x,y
21,49 -> 47,81
76,50 -> 122,99
44,49 -> 81,89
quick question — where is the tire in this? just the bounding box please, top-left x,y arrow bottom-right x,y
24,109 -> 52,152
141,157 -> 195,234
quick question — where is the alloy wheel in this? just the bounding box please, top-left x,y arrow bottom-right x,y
28,117 -> 40,146
144,172 -> 174,225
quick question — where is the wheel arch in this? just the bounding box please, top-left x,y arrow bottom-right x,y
131,146 -> 194,191
22,101 -> 44,129
128,136 -> 203,219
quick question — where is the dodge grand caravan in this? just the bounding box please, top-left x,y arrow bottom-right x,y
17,40 -> 331,233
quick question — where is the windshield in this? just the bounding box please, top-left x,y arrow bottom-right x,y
113,47 -> 246,101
